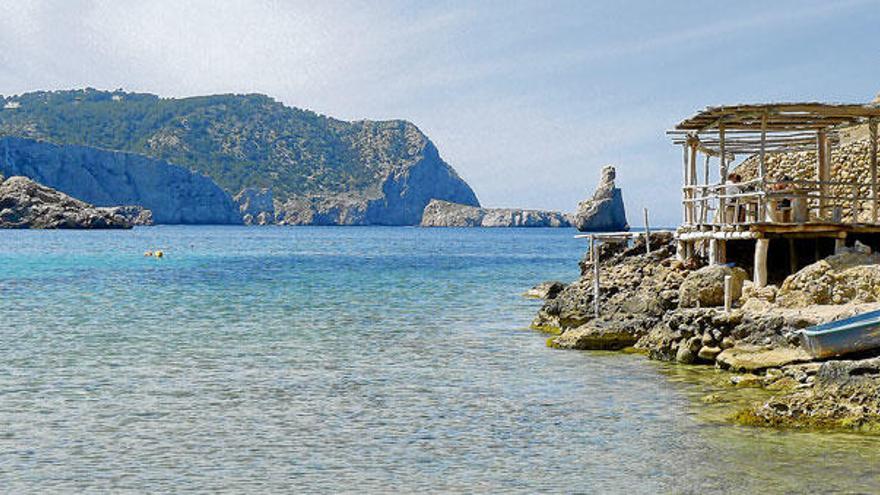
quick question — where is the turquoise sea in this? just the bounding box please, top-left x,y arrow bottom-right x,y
1,226 -> 878,493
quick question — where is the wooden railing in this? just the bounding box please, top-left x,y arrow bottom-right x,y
681,178 -> 879,227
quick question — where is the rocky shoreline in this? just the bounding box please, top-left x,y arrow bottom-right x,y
530,233 -> 880,432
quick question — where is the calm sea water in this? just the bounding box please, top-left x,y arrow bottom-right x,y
0,226 -> 878,493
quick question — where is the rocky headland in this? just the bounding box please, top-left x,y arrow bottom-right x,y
0,175 -> 147,229
420,199 -> 571,227
530,236 -> 880,432
0,89 -> 478,226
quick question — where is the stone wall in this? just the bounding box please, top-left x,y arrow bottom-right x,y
735,137 -> 877,222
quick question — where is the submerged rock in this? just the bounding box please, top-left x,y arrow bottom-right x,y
741,356 -> 880,431
573,165 -> 628,232
420,199 -> 571,227
0,176 -> 135,229
716,345 -> 813,372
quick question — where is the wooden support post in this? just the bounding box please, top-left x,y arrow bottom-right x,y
702,154 -> 710,224
719,123 -> 727,225
788,238 -> 798,274
758,113 -> 767,221
871,120 -> 878,224
643,208 -> 651,254
591,235 -> 600,318
718,239 -> 727,264
723,275 -> 733,313
817,131 -> 829,221
754,238 -> 769,288
682,143 -> 689,225
689,141 -> 698,225
835,237 -> 846,255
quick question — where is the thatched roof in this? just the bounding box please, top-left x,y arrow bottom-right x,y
669,103 -> 880,155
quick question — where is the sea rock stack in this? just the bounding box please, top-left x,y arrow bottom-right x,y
0,175 -> 142,229
573,165 -> 628,232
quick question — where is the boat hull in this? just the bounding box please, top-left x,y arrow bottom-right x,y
799,309 -> 880,358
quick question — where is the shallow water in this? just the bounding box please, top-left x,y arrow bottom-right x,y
0,226 -> 878,493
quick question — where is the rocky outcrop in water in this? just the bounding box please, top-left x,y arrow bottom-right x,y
420,199 -> 571,227
0,175 -> 137,229
573,165 -> 628,232
0,136 -> 241,224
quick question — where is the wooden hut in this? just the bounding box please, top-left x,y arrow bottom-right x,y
669,103 -> 880,287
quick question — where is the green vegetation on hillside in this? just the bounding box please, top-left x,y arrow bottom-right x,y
0,89 -> 432,199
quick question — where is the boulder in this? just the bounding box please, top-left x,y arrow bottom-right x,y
524,281 -> 566,299
573,165 -> 628,232
550,323 -> 639,350
0,176 -> 134,229
697,346 -> 722,361
678,265 -> 748,308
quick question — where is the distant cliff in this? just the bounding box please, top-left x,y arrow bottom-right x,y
0,136 -> 241,224
0,89 -> 479,225
420,199 -> 571,227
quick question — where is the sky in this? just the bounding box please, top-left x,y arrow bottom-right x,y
1,0 -> 879,226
